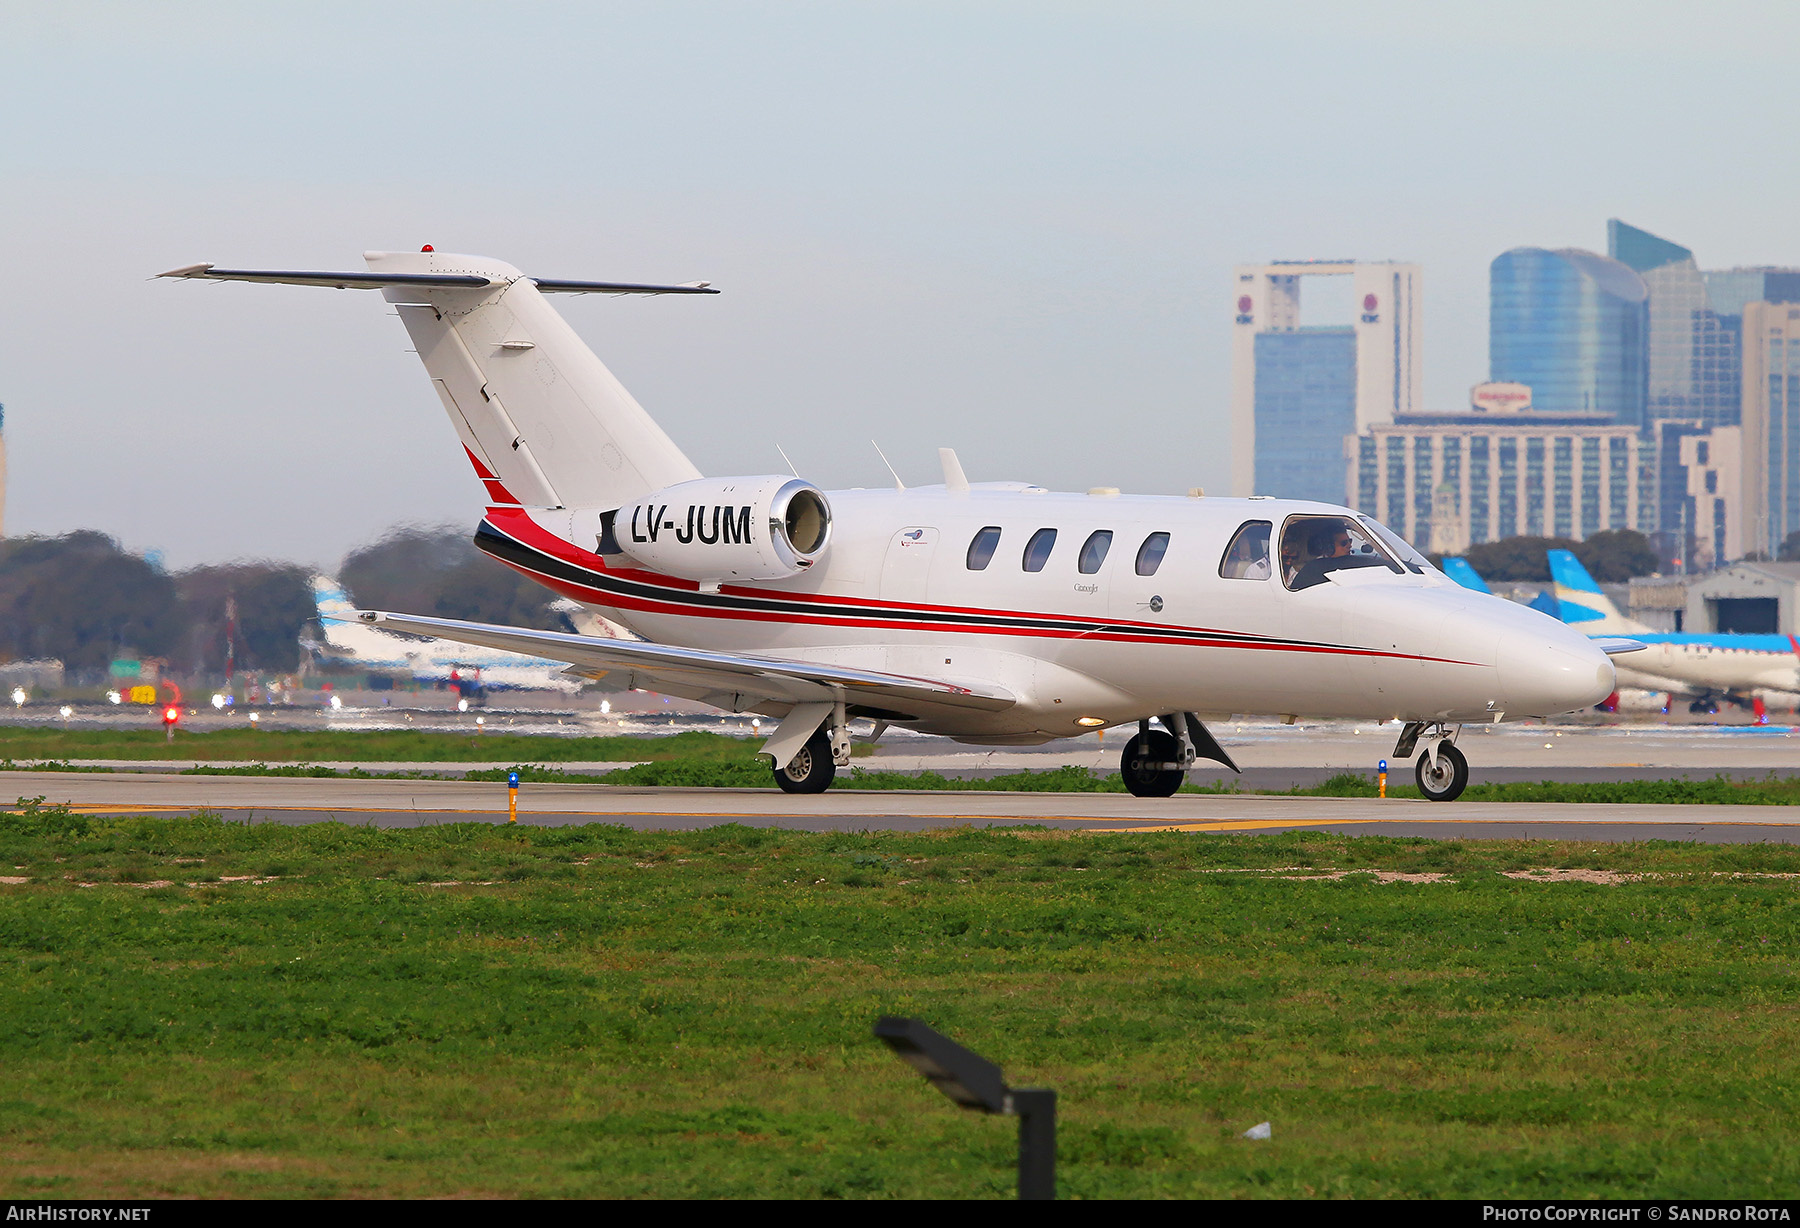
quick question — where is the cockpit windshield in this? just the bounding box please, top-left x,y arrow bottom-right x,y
1279,515 -> 1404,591
1358,516 -> 1434,575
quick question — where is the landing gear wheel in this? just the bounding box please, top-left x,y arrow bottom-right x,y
1121,729 -> 1184,798
773,729 -> 836,794
1414,742 -> 1468,802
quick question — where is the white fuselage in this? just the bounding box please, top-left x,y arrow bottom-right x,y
485,488 -> 1616,743
1610,640 -> 1800,697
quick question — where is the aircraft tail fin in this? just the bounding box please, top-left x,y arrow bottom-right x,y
370,251 -> 705,511
1440,557 -> 1491,594
1546,550 -> 1648,632
163,252 -> 713,511
311,575 -> 358,624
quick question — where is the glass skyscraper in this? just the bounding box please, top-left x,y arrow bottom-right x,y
1490,247 -> 1648,424
1608,220 -> 1741,430
1253,329 -> 1357,504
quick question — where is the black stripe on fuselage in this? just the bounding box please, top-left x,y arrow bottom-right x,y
473,517 -> 1351,651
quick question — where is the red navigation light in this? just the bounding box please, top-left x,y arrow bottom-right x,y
421,244 -> 434,252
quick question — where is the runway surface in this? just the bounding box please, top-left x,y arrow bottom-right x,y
10,770 -> 1800,844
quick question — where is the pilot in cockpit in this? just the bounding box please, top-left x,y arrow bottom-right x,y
1283,517 -> 1399,590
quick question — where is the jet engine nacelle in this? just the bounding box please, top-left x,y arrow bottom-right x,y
618,476 -> 831,583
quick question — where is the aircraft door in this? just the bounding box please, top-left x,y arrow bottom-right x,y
881,527 -> 939,603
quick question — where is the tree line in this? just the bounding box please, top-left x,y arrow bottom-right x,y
1443,529 -> 1660,583
0,523 -> 1718,681
0,525 -> 567,682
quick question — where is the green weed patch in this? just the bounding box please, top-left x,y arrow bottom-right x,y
2,804 -> 1800,1197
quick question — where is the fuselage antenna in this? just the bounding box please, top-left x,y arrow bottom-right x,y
872,440 -> 906,492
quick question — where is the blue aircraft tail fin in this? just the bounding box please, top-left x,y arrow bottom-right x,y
1546,550 -> 1619,624
1440,557 -> 1492,594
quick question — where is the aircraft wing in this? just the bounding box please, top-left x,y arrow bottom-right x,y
1593,638 -> 1647,655
356,611 -> 1014,716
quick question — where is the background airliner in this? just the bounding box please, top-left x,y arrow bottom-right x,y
1548,551 -> 1798,713
162,249 -> 1630,801
1443,551 -> 1799,714
303,577 -> 584,697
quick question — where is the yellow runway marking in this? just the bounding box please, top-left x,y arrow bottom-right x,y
1092,819 -> 1381,832
1097,816 -> 1799,833
66,805 -> 192,814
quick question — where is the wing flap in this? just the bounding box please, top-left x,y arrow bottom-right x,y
359,611 -> 1014,715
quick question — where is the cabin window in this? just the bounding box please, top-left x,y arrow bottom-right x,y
1077,530 -> 1113,575
966,526 -> 1002,570
1279,515 -> 1403,590
1022,528 -> 1057,573
1219,521 -> 1271,580
1135,532 -> 1170,576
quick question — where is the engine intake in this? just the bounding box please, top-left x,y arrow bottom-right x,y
618,476 -> 831,582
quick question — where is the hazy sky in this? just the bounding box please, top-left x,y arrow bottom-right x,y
6,0 -> 1800,570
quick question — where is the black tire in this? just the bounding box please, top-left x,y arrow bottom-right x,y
1414,742 -> 1468,802
1121,729 -> 1183,798
773,729 -> 836,794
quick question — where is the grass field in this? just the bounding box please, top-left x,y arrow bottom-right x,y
2,801 -> 1799,1198
0,726 -> 763,764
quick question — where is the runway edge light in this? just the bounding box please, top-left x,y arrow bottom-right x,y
874,1015 -> 1056,1200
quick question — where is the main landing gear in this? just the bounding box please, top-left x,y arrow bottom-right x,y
1121,714 -> 1240,799
768,701 -> 854,794
773,727 -> 835,794
1392,721 -> 1468,802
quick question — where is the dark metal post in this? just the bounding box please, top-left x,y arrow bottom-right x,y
1011,1088 -> 1056,1200
874,1016 -> 1058,1201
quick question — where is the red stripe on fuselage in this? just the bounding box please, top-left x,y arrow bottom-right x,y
479,507 -> 1477,666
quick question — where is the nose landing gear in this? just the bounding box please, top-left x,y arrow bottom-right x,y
1392,721 -> 1469,802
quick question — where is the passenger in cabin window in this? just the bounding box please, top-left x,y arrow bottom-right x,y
1219,522 -> 1271,580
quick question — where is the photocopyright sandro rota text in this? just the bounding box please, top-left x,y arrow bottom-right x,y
1481,1207 -> 1795,1222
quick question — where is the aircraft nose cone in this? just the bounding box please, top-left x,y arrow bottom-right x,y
1498,625 -> 1614,717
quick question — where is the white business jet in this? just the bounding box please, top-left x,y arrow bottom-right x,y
161,249 -> 1634,802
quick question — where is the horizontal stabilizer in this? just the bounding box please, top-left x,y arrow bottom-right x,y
355,611 -> 1015,716
158,264 -> 495,290
533,278 -> 718,295
158,264 -> 718,295
1594,638 -> 1647,655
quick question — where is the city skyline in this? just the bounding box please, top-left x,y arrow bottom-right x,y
6,3 -> 1800,568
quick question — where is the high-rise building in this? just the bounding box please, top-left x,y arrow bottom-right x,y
1348,408 -> 1654,552
1609,220 -> 1743,432
1489,247 -> 1647,423
1704,268 -> 1800,319
1230,261 -> 1421,500
1740,302 -> 1800,558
